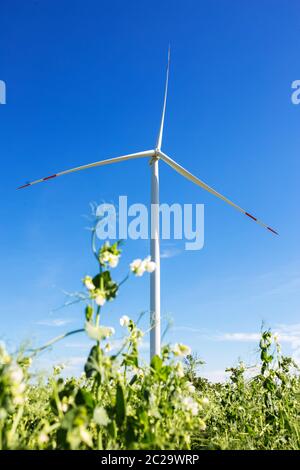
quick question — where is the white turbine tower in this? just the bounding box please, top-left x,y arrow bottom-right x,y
17,49 -> 278,360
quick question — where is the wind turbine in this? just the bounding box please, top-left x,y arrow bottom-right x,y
17,49 -> 278,360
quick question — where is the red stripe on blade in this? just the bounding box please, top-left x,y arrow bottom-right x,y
17,183 -> 30,190
267,227 -> 279,235
245,212 -> 257,221
43,174 -> 57,181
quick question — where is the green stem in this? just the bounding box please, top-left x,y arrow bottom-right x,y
9,405 -> 24,445
118,273 -> 130,288
95,306 -> 101,327
98,428 -> 103,450
91,228 -> 99,262
51,379 -> 64,420
94,306 -> 101,398
27,328 -> 85,355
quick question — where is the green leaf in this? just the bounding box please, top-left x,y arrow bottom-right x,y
92,271 -> 118,300
129,374 -> 138,386
75,389 -> 95,411
116,383 -> 126,427
56,428 -> 68,449
122,352 -> 138,369
84,346 -> 100,378
107,420 -> 117,440
125,416 -> 136,447
159,365 -> 171,382
85,305 -> 93,321
150,354 -> 162,372
85,321 -> 114,341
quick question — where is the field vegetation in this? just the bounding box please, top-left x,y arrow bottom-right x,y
1,219 -> 299,450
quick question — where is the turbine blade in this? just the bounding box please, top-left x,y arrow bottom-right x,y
156,46 -> 170,150
159,152 -> 278,235
17,150 -> 155,189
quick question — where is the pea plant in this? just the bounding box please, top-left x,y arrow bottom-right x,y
192,331 -> 300,450
1,217 -> 299,450
0,220 -> 207,450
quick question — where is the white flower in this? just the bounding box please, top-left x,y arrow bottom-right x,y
130,256 -> 156,276
85,322 -> 101,339
107,253 -> 119,268
38,432 -> 49,444
99,247 -> 120,268
53,365 -> 64,375
143,256 -> 156,273
201,397 -> 209,406
173,343 -> 191,357
99,251 -> 110,264
120,315 -> 130,327
85,322 -> 115,341
182,396 -> 199,416
13,395 -> 24,405
95,291 -> 106,306
130,258 -> 145,277
104,343 -> 112,352
79,426 -> 93,447
12,381 -> 26,404
13,382 -> 26,395
8,364 -> 23,384
83,275 -> 95,291
61,403 -> 69,413
93,406 -> 110,426
175,362 -> 185,378
273,332 -> 279,342
186,381 -> 196,393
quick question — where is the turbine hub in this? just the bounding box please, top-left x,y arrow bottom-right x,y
154,148 -> 161,158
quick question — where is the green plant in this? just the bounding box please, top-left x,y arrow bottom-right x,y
0,218 -> 207,450
1,215 -> 299,450
191,330 -> 300,450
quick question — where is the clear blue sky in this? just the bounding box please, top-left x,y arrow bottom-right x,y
1,0 -> 300,380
